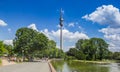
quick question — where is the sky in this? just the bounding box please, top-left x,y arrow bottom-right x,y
0,0 -> 120,51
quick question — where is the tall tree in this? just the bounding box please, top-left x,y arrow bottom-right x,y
48,40 -> 56,49
13,27 -> 48,60
75,38 -> 109,60
66,48 -> 78,57
4,44 -> 14,57
113,52 -> 120,60
0,41 -> 5,56
76,39 -> 84,50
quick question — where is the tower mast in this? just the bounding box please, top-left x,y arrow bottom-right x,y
59,8 -> 64,50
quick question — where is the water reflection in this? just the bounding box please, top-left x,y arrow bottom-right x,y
109,63 -> 120,72
51,60 -> 120,72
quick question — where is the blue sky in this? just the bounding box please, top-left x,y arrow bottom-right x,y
0,0 -> 120,51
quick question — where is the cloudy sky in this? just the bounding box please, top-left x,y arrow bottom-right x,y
0,0 -> 120,51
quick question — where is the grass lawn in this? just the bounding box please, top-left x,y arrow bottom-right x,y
73,60 -> 115,64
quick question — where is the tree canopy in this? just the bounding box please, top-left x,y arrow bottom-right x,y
13,27 -> 48,60
67,38 -> 109,60
1,27 -> 119,61
0,41 -> 5,56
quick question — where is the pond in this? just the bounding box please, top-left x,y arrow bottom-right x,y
51,60 -> 120,72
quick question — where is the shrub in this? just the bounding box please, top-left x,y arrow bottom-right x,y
65,56 -> 76,61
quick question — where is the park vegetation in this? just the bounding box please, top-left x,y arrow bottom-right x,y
13,27 -> 65,61
0,28 -> 65,62
66,38 -> 120,61
0,27 -> 120,62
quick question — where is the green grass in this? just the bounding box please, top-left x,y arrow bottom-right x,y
72,60 -> 115,64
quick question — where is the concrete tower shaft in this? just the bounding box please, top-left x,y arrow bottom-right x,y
59,9 -> 64,50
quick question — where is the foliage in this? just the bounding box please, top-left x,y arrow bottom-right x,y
13,28 -> 65,61
51,60 -> 65,70
48,40 -> 56,49
39,47 -> 65,58
66,48 -> 77,57
113,52 -> 120,60
4,44 -> 14,57
67,38 -> 109,60
13,27 -> 48,60
104,51 -> 113,60
0,41 -> 7,56
64,56 -> 76,60
32,39 -> 65,58
46,40 -> 65,58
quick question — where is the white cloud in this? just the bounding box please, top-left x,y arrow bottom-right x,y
99,27 -> 120,52
83,5 -> 120,51
68,22 -> 75,27
41,29 -> 53,40
0,19 -> 7,26
52,29 -> 89,41
99,27 -> 120,40
28,23 -> 38,31
41,28 -> 89,51
108,41 -> 120,52
82,5 -> 120,27
3,40 -> 13,46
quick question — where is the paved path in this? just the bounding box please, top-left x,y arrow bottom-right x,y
2,59 -> 16,66
0,62 -> 50,72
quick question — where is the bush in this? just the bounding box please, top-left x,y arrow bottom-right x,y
75,51 -> 86,60
64,56 -> 76,61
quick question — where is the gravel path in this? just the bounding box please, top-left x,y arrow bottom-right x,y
0,62 -> 50,72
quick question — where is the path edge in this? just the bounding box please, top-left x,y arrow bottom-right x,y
48,60 -> 56,72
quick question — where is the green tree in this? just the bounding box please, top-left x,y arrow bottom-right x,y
75,39 -> 90,60
105,51 -> 113,60
66,48 -> 78,57
75,38 -> 109,60
47,40 -> 65,58
57,49 -> 65,58
94,38 -> 108,60
89,38 -> 109,60
48,40 -> 56,49
39,40 -> 57,58
113,52 -> 120,60
4,44 -> 14,57
76,39 -> 84,50
13,27 -> 48,61
0,41 -> 5,56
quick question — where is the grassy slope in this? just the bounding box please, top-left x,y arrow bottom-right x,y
73,60 -> 116,64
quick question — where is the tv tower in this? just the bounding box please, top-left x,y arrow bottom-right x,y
59,8 -> 64,50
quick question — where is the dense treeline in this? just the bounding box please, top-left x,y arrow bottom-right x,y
13,28 -> 64,61
66,38 -> 120,60
0,41 -> 13,57
0,41 -> 6,56
0,27 -> 120,61
13,28 -> 48,61
0,27 -> 64,62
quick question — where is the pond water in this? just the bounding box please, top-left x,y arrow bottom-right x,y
51,60 -> 120,72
